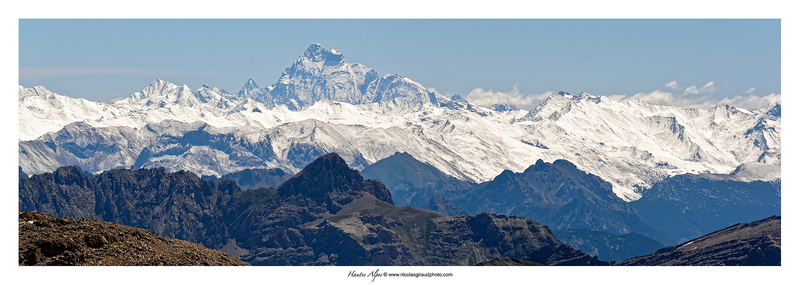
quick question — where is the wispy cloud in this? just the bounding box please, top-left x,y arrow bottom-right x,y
665,80 -> 681,90
19,66 -> 215,79
465,84 -> 551,110
628,90 -> 682,106
614,81 -> 779,110
683,81 -> 716,95
717,93 -> 781,110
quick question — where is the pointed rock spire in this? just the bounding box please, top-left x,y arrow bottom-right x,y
276,153 -> 394,207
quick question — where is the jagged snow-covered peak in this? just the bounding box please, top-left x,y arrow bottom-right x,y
18,43 -> 781,202
363,73 -> 437,108
253,44 -> 454,111
301,43 -> 345,66
117,79 -> 192,106
259,44 -> 378,109
19,80 -> 781,201
242,78 -> 259,90
490,103 -> 519,112
237,78 -> 262,101
19,85 -> 129,141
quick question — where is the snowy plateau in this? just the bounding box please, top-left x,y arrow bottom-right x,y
18,44 -> 781,201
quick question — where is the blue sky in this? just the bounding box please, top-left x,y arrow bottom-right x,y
19,19 -> 781,109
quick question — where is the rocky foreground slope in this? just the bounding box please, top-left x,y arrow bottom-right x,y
19,211 -> 249,266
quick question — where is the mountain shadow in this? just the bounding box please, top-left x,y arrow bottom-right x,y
630,174 -> 781,244
552,228 -> 664,263
619,215 -> 780,266
361,152 -> 475,207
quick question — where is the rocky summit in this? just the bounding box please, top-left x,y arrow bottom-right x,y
455,159 -> 673,245
18,211 -> 249,266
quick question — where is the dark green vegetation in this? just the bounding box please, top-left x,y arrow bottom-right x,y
631,174 -> 781,243
361,152 -> 474,206
19,153 -> 606,266
552,229 -> 664,263
619,216 -> 781,266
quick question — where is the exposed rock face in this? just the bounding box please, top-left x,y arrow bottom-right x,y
456,159 -> 672,245
619,216 -> 781,266
19,152 -> 603,266
18,211 -> 249,266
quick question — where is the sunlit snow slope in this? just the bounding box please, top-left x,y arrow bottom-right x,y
18,44 -> 780,201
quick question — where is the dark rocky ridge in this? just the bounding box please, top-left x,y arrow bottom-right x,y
19,153 -> 604,266
361,152 -> 475,207
455,159 -> 673,245
619,215 -> 780,266
202,168 -> 293,190
18,211 -> 249,266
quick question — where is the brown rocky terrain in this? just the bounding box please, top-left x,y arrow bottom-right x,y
619,215 -> 780,266
18,211 -> 249,266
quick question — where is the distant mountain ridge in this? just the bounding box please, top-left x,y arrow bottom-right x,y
630,173 -> 781,243
455,158 -> 673,245
552,228 -> 665,263
361,152 -> 475,207
202,168 -> 293,190
19,153 -> 607,266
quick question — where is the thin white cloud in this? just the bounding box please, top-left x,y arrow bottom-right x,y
616,90 -> 779,111
717,93 -> 781,110
465,84 -> 552,110
607,94 -> 628,101
665,80 -> 682,90
609,80 -> 778,110
19,66 -> 215,79
683,81 -> 716,95
628,90 -> 678,106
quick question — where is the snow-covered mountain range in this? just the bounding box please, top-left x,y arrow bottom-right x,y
18,44 -> 781,201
